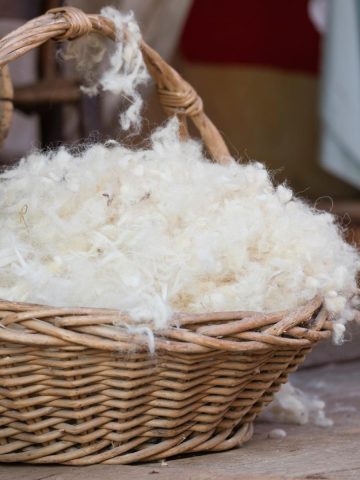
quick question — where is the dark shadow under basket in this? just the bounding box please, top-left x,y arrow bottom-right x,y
0,7 -> 332,465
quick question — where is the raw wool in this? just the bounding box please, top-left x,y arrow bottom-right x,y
0,118 -> 359,331
262,382 -> 334,427
267,428 -> 287,439
332,321 -> 346,344
63,7 -> 150,131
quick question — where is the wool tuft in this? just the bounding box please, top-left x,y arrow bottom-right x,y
268,428 -> 287,439
262,383 -> 334,427
63,7 -> 150,131
0,118 -> 359,332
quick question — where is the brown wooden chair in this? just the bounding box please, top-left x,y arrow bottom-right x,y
0,0 -> 100,153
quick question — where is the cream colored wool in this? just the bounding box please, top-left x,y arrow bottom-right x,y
64,7 -> 150,130
268,428 -> 287,439
0,118 -> 359,330
262,383 -> 334,427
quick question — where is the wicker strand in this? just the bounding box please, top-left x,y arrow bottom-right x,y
157,86 -> 203,117
48,7 -> 93,40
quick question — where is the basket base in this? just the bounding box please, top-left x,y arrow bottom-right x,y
141,422 -> 254,465
0,423 -> 254,465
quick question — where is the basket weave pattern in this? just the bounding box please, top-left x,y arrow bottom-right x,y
0,8 -> 331,464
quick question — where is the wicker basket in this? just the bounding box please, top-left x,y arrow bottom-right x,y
0,7 -> 331,465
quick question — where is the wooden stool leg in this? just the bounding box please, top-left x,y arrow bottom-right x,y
0,65 -> 13,147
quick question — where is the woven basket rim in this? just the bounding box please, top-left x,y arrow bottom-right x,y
0,296 -> 331,353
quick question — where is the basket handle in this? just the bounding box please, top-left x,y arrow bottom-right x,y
0,6 -> 231,164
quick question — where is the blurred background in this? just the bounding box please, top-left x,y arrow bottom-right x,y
1,0 -> 360,223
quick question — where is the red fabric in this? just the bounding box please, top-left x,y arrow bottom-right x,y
181,0 -> 320,74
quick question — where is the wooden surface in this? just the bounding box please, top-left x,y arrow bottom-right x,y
0,360 -> 359,479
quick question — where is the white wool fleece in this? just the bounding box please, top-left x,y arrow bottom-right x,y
63,7 -> 150,131
0,118 -> 359,330
262,382 -> 333,427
